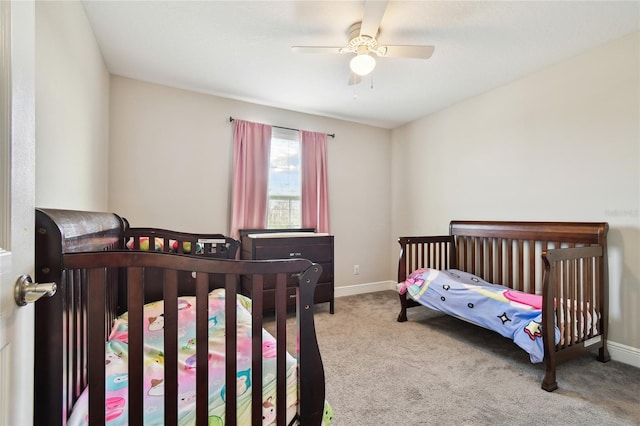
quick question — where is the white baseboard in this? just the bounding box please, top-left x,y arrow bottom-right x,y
608,340 -> 640,368
334,281 -> 640,369
334,280 -> 396,298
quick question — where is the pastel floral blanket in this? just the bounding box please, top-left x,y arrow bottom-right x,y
67,289 -> 301,425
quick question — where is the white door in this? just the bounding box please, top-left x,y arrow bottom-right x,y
0,1 -> 36,425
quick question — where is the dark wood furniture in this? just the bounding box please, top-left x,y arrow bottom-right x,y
122,224 -> 240,304
397,220 -> 609,392
240,229 -> 335,314
34,208 -> 326,425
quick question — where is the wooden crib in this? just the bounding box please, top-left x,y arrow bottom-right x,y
397,220 -> 609,392
33,208 -> 326,425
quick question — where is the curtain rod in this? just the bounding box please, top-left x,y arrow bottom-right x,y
229,116 -> 335,138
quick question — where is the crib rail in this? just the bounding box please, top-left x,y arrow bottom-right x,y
121,228 -> 240,308
59,251 -> 324,426
124,227 -> 240,258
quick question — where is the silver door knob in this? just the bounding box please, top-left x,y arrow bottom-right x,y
14,274 -> 57,306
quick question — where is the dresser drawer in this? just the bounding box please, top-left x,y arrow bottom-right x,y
252,241 -> 332,263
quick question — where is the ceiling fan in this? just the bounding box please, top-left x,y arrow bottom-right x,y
291,0 -> 435,85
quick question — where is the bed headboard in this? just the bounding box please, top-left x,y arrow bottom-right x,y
449,220 -> 608,294
399,220 -> 608,294
34,208 -> 125,424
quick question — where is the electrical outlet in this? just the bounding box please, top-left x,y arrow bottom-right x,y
353,264 -> 360,275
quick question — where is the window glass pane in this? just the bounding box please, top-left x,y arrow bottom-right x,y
267,128 -> 301,228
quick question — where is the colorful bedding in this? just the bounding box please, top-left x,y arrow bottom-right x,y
126,236 -> 203,254
67,289 -> 300,425
398,268 -> 561,363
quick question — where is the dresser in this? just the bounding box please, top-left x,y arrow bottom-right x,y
239,229 -> 334,314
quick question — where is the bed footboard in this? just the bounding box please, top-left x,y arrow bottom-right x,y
541,245 -> 609,391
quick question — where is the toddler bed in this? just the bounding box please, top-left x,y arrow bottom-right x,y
397,220 -> 609,392
34,208 -> 329,425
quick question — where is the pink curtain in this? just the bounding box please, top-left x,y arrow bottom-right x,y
300,130 -> 330,233
229,120 -> 272,239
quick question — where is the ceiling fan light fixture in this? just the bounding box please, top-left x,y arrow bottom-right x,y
350,53 -> 376,76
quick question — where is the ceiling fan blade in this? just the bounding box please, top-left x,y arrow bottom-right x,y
359,0 -> 388,38
291,46 -> 345,54
348,72 -> 362,86
378,45 -> 435,59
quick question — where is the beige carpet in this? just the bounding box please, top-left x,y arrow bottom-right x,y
303,290 -> 640,426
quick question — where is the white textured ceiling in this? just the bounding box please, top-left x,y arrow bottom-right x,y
81,1 -> 640,129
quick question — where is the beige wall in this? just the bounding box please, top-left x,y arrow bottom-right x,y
391,32 -> 640,353
35,1 -> 109,211
109,76 -> 392,288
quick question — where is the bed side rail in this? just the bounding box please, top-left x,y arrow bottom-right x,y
541,245 -> 609,390
57,251 -> 324,426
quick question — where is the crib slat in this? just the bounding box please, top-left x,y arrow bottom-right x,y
507,239 -> 514,287
87,268 -> 106,426
127,267 -> 144,425
164,269 -> 179,425
577,257 -> 585,340
411,243 -> 418,272
72,269 -> 81,400
528,240 -> 535,293
567,258 -> 574,346
66,270 -> 75,414
562,255 -> 568,347
196,272 -> 211,426
487,238 -> 492,278
275,272 -> 287,426
496,238 -> 501,283
224,274 -> 237,426
595,255 -> 602,338
517,240 -> 524,291
470,237 -> 476,273
575,258 -> 581,341
586,257 -> 594,338
251,275 -> 264,426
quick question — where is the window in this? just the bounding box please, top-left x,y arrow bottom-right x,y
267,128 -> 301,228
230,119 -> 328,239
